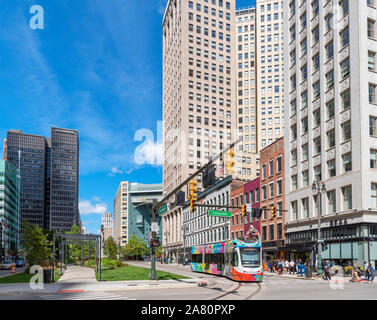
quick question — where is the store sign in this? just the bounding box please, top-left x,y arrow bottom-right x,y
329,219 -> 348,227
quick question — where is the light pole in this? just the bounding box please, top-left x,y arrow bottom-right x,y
312,180 -> 326,276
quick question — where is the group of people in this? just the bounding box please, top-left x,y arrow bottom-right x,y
267,258 -> 375,282
349,261 -> 375,282
266,259 -> 313,277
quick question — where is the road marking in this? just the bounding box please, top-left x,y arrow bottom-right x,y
41,292 -> 133,300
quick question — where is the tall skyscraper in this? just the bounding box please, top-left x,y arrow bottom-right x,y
114,181 -> 129,246
49,128 -> 79,231
162,0 -> 237,195
283,0 -> 377,264
0,160 -> 21,256
235,0 -> 284,180
3,127 -> 79,231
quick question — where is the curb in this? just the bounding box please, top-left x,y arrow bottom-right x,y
263,273 -> 321,281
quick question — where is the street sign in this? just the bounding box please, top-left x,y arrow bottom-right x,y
151,222 -> 159,232
208,210 -> 232,218
246,204 -> 252,213
158,204 -> 169,215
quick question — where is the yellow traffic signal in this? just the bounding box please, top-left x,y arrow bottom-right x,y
241,205 -> 246,218
225,148 -> 236,174
271,206 -> 276,219
189,179 -> 198,213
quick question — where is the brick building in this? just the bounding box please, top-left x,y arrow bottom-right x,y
259,137 -> 285,261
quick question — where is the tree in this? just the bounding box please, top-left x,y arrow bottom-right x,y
65,224 -> 82,264
22,220 -> 51,270
103,237 -> 118,260
122,235 -> 149,261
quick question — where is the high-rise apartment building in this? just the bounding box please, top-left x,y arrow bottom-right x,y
0,160 -> 21,256
283,0 -> 377,264
255,0 -> 284,150
162,0 -> 237,195
235,1 -> 284,180
101,212 -> 113,241
235,8 -> 259,180
114,181 -> 129,246
3,127 -> 79,231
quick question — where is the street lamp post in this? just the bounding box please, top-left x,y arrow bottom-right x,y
312,180 -> 326,276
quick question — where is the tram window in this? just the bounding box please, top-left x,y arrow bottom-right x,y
232,252 -> 239,267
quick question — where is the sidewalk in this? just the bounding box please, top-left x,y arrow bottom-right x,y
0,265 -> 201,296
263,271 -> 322,281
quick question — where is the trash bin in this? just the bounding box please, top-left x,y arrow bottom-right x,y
305,266 -> 312,278
43,269 -> 52,283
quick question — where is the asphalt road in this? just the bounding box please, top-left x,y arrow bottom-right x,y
0,264 -> 375,300
0,267 -> 25,278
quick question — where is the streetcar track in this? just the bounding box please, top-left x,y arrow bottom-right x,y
243,283 -> 261,300
211,282 -> 262,300
211,282 -> 241,300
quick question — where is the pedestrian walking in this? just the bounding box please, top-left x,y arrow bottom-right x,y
289,260 -> 295,274
285,260 -> 289,273
367,264 -> 375,282
324,260 -> 331,280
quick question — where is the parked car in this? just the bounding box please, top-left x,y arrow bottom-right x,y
0,260 -> 15,270
15,259 -> 25,268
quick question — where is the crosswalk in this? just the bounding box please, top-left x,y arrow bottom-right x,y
40,292 -> 136,300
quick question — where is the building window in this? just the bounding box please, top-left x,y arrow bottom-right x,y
292,175 -> 298,190
343,153 -> 352,172
302,198 -> 309,218
269,225 -> 274,240
372,183 -> 377,208
291,201 -> 298,220
342,185 -> 352,210
371,149 -> 377,168
327,190 -> 336,213
328,159 -> 336,177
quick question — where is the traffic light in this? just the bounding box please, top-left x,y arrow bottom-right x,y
241,205 -> 246,218
225,148 -> 236,174
150,239 -> 160,247
270,206 -> 276,219
189,179 -> 198,213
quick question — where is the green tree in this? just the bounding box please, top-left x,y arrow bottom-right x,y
103,237 -> 118,260
22,220 -> 51,269
122,235 -> 149,261
65,224 -> 82,264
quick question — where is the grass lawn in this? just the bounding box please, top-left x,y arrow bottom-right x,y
97,265 -> 191,281
0,270 -> 62,284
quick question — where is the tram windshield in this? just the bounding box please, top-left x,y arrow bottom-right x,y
240,248 -> 260,268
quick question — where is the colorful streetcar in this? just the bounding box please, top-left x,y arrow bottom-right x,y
190,226 -> 263,282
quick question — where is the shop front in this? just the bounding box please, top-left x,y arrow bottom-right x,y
285,222 -> 377,268
262,240 -> 286,262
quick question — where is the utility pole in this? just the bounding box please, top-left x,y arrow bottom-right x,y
312,180 -> 326,276
150,199 -> 157,280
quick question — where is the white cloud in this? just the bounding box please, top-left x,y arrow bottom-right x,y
108,166 -> 124,176
134,139 -> 163,166
79,199 -> 108,215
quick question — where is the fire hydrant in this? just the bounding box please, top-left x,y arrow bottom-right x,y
278,268 -> 282,275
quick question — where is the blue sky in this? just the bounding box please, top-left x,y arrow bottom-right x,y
0,0 -> 254,234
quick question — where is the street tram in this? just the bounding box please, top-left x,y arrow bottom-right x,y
190,226 -> 263,282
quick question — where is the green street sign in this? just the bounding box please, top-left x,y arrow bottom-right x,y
208,210 -> 232,218
158,204 -> 169,215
